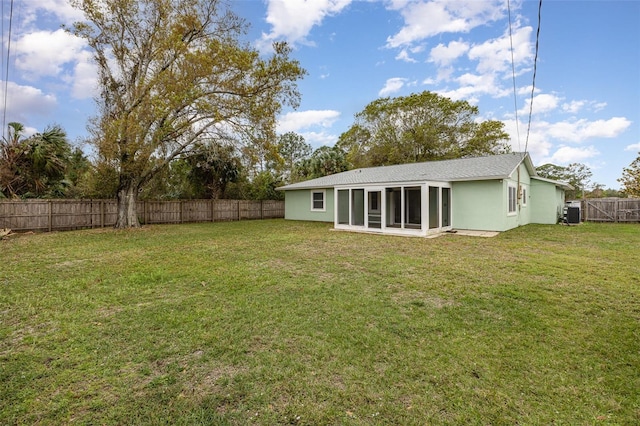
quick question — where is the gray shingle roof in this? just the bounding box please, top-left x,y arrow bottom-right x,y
278,152 -> 535,190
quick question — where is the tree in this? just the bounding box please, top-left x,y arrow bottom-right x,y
1,123 -> 73,198
293,145 -> 350,181
618,153 -> 640,197
245,170 -> 283,200
64,147 -> 93,198
185,142 -> 241,199
536,162 -> 592,199
0,122 -> 27,198
586,184 -> 622,199
70,0 -> 305,228
275,132 -> 312,183
336,91 -> 511,168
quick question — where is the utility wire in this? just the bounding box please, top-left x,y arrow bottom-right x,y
524,0 -> 543,155
507,0 -> 543,158
2,0 -> 14,140
507,0 -> 521,153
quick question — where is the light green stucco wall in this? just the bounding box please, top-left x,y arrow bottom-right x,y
530,180 -> 565,224
452,180 -> 507,231
284,189 -> 334,222
452,163 -> 533,232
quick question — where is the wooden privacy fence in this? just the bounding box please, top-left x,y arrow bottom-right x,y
581,198 -> 640,223
0,199 -> 285,232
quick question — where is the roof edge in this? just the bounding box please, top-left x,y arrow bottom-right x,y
531,175 -> 574,190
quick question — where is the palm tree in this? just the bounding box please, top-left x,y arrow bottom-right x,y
0,123 -> 72,198
0,122 -> 27,198
25,125 -> 71,196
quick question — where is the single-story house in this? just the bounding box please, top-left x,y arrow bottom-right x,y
277,152 -> 572,237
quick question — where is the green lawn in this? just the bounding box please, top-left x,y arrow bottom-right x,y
1,220 -> 639,424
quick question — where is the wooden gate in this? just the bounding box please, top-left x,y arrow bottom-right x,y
582,198 -> 640,223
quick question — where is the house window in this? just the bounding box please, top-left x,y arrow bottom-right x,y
311,190 -> 325,211
521,186 -> 527,206
508,185 -> 517,214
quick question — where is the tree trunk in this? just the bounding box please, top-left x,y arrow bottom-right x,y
115,180 -> 141,228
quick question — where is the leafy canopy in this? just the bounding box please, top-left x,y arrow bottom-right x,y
618,153 -> 640,197
70,0 -> 306,226
336,91 -> 511,168
293,145 -> 350,181
536,163 -> 592,199
0,122 -> 74,198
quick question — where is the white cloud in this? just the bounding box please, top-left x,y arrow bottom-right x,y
624,143 -> 640,152
395,49 -> 418,63
277,110 -> 341,133
386,0 -> 506,48
420,22 -> 533,102
13,29 -> 89,79
562,100 -> 586,114
502,118 -> 539,155
259,0 -> 352,50
0,81 -> 57,123
560,100 -> 610,115
520,93 -> 562,116
300,131 -> 339,147
548,145 -> 600,164
396,45 -> 426,63
428,40 -> 469,66
25,0 -> 84,24
468,25 -> 533,75
379,77 -> 408,96
68,51 -> 99,99
546,117 -> 632,142
437,72 -> 509,101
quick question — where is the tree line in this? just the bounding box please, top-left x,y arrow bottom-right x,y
3,109 -> 636,204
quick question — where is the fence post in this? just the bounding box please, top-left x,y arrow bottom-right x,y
48,200 -> 52,232
211,199 -> 215,222
101,200 -> 105,228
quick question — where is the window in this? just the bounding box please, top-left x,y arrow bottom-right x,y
521,186 -> 527,206
508,185 -> 517,214
369,191 -> 380,212
311,190 -> 325,211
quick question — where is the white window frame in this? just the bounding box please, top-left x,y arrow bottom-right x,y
311,189 -> 326,212
521,185 -> 527,207
508,184 -> 517,215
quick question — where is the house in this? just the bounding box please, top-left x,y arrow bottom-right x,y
276,152 -> 572,237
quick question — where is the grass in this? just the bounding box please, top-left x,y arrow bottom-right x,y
1,219 -> 639,425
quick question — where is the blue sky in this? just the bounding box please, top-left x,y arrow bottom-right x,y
2,0 -> 639,189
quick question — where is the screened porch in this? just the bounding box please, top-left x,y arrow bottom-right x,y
334,184 -> 451,236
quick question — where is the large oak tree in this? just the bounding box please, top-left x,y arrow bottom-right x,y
70,0 -> 305,227
336,91 -> 510,168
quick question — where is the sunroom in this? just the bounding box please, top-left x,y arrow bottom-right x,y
334,182 -> 452,236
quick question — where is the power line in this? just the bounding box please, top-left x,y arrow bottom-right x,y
2,0 -> 15,140
524,0 -> 543,155
507,0 -> 543,157
507,0 -> 521,152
